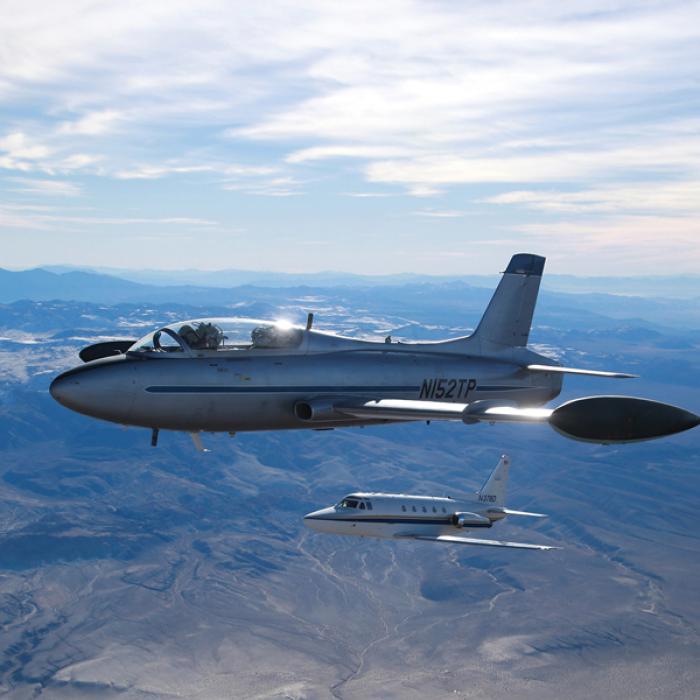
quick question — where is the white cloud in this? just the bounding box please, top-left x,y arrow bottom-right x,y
0,132 -> 51,159
55,215 -> 218,226
0,1 -> 698,271
1,2 -> 698,194
509,214 -> 700,274
0,130 -> 100,174
58,153 -> 101,170
58,109 -> 124,135
482,181 -> 700,214
286,145 -> 409,164
412,209 -> 466,218
9,177 -> 82,197
114,164 -> 216,180
222,176 -> 303,197
114,162 -> 277,180
342,192 -> 394,198
0,203 -> 218,231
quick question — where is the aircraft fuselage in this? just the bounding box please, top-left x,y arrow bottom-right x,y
304,493 -> 502,539
50,341 -> 561,433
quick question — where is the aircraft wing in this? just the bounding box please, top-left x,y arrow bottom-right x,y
526,364 -> 638,379
335,399 -> 552,424
494,508 -> 548,518
335,399 -> 468,421
334,395 -> 699,444
398,534 -> 559,551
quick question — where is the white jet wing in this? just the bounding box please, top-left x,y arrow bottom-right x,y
490,508 -> 548,518
402,534 -> 559,551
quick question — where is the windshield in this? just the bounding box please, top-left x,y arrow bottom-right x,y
128,318 -> 304,354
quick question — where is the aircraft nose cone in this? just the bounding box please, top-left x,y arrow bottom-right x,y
49,373 -> 66,404
49,358 -> 136,424
303,507 -> 333,531
50,370 -> 83,409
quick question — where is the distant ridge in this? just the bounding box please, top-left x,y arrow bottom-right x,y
35,264 -> 700,298
0,267 -> 490,305
41,265 -> 481,289
0,268 -> 147,303
0,268 -> 226,305
1,268 -> 699,330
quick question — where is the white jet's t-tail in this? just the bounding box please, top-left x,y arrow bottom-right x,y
303,455 -> 558,551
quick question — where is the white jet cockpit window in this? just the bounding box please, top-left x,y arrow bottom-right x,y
339,498 -> 359,509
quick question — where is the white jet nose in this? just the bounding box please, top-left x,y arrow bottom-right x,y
303,507 -> 335,531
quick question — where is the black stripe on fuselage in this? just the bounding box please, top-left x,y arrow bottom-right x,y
145,383 -> 530,395
476,385 -> 527,392
305,515 -> 491,527
145,385 -> 420,394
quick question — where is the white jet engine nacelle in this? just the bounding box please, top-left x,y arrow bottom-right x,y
452,512 -> 492,528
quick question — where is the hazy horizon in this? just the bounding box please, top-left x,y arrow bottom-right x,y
4,262 -> 700,281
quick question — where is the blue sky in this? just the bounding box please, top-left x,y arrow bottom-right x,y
1,0 -> 699,275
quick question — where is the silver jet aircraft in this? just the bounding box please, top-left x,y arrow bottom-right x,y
50,253 -> 700,447
304,454 -> 557,551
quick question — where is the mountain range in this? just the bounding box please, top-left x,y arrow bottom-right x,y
0,280 -> 698,698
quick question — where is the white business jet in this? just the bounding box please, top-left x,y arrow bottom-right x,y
304,455 -> 558,551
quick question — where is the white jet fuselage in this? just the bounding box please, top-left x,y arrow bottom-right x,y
304,492 -> 504,539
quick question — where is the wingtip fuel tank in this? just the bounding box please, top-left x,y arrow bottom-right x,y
548,396 -> 700,444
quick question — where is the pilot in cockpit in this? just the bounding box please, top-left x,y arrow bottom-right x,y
178,322 -> 224,350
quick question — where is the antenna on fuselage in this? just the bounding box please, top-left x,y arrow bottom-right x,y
306,312 -> 314,330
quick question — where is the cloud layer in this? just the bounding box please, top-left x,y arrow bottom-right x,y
1,1 -> 698,273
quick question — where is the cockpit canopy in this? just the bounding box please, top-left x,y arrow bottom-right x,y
128,318 -> 304,354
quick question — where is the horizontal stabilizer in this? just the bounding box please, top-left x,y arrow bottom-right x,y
401,534 -> 559,551
79,340 -> 136,363
527,364 -> 637,379
494,508 -> 548,518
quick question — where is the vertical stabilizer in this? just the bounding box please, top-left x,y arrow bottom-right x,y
477,455 -> 510,506
471,253 -> 545,349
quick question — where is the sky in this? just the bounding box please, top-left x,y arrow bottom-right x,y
1,0 -> 699,275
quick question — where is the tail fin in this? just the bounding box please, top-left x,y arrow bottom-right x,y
477,455 -> 510,507
471,253 -> 545,349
